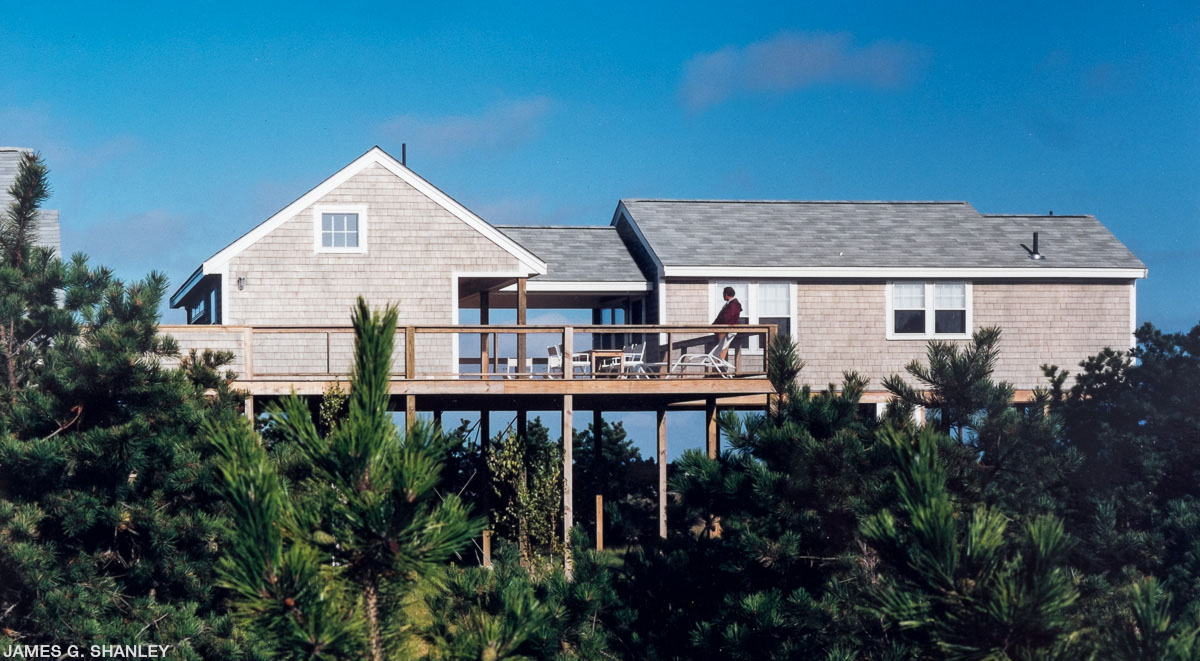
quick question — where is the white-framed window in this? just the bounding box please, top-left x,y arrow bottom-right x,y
709,281 -> 795,351
313,204 -> 368,254
886,281 -> 972,339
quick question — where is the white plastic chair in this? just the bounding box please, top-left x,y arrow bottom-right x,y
547,345 -> 589,378
503,357 -> 534,379
671,333 -> 737,378
598,342 -> 645,375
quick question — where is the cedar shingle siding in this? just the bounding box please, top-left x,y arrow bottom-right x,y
225,163 -> 521,375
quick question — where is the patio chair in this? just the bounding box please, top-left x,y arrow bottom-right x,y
503,357 -> 534,379
598,342 -> 646,375
547,345 -> 589,378
634,333 -> 738,378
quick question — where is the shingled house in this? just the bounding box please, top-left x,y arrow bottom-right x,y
164,146 -> 1145,552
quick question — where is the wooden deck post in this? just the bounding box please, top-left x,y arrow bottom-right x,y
404,326 -> 415,379
433,409 -> 443,432
244,395 -> 254,422
592,308 -> 603,348
405,395 -> 416,433
479,291 -> 489,378
516,278 -> 527,378
657,408 -> 667,539
562,394 -> 574,580
562,327 -> 573,380
482,529 -> 493,568
593,409 -> 603,551
517,408 -> 527,441
706,397 -> 718,459
595,494 -> 604,551
480,411 -> 491,529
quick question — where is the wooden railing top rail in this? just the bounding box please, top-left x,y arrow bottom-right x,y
161,323 -> 768,334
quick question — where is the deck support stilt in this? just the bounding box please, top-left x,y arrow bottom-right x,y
593,409 -> 603,550
562,394 -> 574,579
405,395 -> 416,433
657,408 -> 667,539
480,291 -> 490,378
480,410 -> 491,547
516,278 -> 527,377
705,397 -> 718,459
244,395 -> 254,422
595,494 -> 604,550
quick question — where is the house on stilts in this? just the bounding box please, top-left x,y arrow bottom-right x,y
165,146 -> 1146,561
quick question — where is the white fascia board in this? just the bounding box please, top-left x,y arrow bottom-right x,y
370,150 -> 547,275
498,281 -> 651,293
662,266 -> 1148,279
611,202 -> 663,279
201,147 -> 547,276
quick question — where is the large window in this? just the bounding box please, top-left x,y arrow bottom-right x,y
887,281 -> 971,339
711,281 -> 794,351
313,204 -> 368,253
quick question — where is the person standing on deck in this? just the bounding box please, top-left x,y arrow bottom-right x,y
712,286 -> 742,361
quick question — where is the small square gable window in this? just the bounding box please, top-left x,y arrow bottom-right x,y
313,205 -> 368,253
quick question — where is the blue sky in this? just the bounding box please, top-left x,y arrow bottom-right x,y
2,3 -> 1198,455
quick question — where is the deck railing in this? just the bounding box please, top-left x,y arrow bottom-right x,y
160,323 -> 776,380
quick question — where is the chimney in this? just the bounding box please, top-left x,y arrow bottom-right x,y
1031,231 -> 1044,260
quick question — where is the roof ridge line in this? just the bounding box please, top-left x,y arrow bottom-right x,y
496,224 -> 613,229
620,199 -> 972,205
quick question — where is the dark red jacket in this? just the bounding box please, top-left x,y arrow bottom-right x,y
714,298 -> 742,325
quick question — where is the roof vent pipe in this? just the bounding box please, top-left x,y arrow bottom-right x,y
402,143 -> 407,166
1031,231 -> 1044,260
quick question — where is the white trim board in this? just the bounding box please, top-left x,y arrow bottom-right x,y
498,281 -> 651,293
611,202 -> 664,279
663,266 -> 1147,279
173,146 -> 547,303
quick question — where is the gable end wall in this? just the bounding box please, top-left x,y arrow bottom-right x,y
225,163 -> 522,374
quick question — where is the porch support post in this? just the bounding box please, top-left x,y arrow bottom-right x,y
480,290 -> 490,377
517,408 -> 527,441
405,395 -> 416,433
562,394 -> 574,579
592,308 -> 603,349
480,411 -> 491,529
657,408 -> 667,539
516,278 -> 527,378
706,397 -> 718,459
433,409 -> 443,432
593,408 -> 603,551
244,395 -> 254,422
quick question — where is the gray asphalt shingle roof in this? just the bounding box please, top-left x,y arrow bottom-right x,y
618,200 -> 1145,270
497,225 -> 647,282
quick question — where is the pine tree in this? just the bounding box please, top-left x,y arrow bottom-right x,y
212,298 -> 483,660
881,326 -> 1014,441
616,335 -> 895,659
575,419 -> 656,547
0,152 -> 258,657
860,424 -> 1086,658
488,418 -> 562,564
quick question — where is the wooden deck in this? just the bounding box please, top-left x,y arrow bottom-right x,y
161,322 -> 779,408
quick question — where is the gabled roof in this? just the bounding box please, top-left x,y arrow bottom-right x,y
496,225 -> 647,283
616,199 -> 1146,278
170,146 -> 547,306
